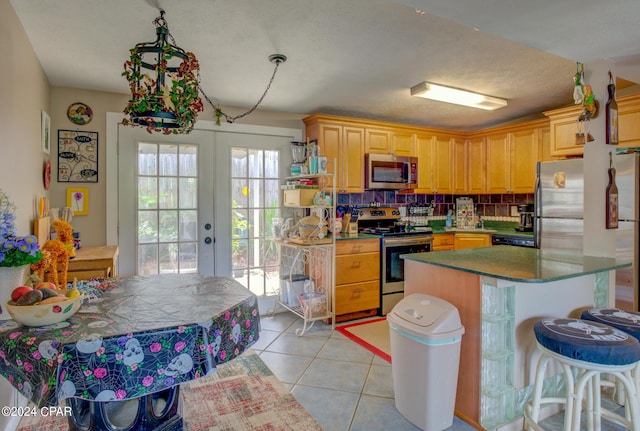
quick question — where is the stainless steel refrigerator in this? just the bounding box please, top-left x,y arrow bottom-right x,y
535,154 -> 639,311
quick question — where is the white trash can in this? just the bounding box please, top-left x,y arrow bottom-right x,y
388,294 -> 465,431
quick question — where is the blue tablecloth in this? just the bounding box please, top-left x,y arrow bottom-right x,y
0,274 -> 260,407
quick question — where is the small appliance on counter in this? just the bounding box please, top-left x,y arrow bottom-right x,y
290,141 -> 307,176
516,204 -> 534,232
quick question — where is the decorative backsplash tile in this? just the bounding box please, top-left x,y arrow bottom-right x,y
338,192 -> 534,219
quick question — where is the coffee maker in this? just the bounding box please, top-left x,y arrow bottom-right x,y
516,204 -> 534,232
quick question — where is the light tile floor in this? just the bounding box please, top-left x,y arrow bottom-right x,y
253,313 -> 477,431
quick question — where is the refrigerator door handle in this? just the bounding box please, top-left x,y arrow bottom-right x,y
534,163 -> 541,248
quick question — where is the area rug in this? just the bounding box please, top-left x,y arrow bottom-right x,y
16,350 -> 321,431
337,317 -> 392,363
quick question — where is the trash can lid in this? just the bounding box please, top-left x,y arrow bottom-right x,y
388,294 -> 464,340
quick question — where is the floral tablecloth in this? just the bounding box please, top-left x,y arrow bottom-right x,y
0,273 -> 260,407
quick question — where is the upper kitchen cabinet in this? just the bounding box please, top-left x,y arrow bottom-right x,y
304,115 -> 365,193
452,138 -> 468,194
485,122 -> 542,194
466,136 -> 487,194
417,133 -> 454,194
365,127 -> 416,157
544,94 -> 640,156
619,95 -> 640,148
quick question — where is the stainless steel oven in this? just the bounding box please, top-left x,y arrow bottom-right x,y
381,235 -> 432,315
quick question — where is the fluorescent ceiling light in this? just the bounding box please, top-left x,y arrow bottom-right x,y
410,81 -> 507,110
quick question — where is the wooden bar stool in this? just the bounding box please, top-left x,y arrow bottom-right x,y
524,318 -> 640,431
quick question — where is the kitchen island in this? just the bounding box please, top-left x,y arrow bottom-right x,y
402,246 -> 631,430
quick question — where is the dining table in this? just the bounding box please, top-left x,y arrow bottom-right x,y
0,273 -> 261,430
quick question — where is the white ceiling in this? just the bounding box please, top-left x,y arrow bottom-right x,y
10,0 -> 640,132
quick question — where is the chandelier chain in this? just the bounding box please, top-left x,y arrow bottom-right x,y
163,17 -> 282,124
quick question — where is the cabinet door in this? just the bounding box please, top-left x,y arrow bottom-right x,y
549,111 -> 583,157
454,234 -> 491,249
452,138 -> 467,194
486,132 -> 511,193
511,128 -> 539,193
342,127 -> 365,193
433,136 -> 453,194
619,97 -> 640,148
416,134 -> 434,191
432,233 -> 454,252
317,123 -> 341,179
391,131 -> 416,157
467,137 -> 486,194
365,128 -> 391,154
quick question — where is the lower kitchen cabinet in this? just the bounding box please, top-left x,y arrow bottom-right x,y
454,233 -> 492,250
432,233 -> 454,251
335,238 -> 380,321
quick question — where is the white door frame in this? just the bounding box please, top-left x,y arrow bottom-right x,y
106,113 -> 302,274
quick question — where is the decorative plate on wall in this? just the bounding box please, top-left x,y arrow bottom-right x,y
43,159 -> 51,190
66,102 -> 93,125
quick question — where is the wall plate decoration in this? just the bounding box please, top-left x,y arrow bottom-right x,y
58,130 -> 98,183
43,159 -> 51,190
67,102 -> 93,125
66,187 -> 88,216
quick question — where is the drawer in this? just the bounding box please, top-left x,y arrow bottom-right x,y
335,281 -> 380,315
336,252 -> 379,285
336,238 -> 379,255
283,189 -> 318,206
432,233 -> 454,247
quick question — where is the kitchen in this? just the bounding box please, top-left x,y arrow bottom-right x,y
3,1 -> 640,430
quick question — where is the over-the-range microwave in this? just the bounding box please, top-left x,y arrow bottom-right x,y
365,153 -> 418,190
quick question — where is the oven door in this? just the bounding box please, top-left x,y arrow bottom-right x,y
382,236 -> 432,295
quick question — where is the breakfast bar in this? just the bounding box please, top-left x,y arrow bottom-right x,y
402,245 -> 631,430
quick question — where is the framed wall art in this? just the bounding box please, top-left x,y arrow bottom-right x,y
66,188 -> 88,216
41,111 -> 50,154
58,130 -> 99,183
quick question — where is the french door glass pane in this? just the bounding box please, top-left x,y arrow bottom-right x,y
231,146 -> 280,296
137,142 -> 199,274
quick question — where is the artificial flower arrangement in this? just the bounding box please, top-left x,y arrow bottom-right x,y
122,45 -> 205,134
0,190 -> 42,267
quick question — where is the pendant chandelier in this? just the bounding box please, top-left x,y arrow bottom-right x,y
122,10 -> 286,134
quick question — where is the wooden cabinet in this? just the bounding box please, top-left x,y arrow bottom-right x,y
304,116 -> 365,193
365,128 -> 391,154
454,234 -> 491,250
55,246 -> 119,281
545,95 -> 640,156
417,133 -> 454,194
486,128 -> 539,194
467,136 -> 487,193
390,131 -> 416,157
432,233 -> 454,252
335,239 -> 380,320
452,138 -> 468,194
618,95 -> 640,148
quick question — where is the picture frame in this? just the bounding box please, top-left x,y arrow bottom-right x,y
57,130 -> 99,183
66,187 -> 89,216
41,111 -> 51,154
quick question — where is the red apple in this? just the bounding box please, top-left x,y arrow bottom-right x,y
35,282 -> 57,291
10,286 -> 33,303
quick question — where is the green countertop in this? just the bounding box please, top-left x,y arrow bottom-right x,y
402,245 -> 631,283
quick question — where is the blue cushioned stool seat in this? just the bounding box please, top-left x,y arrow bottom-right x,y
534,318 -> 640,365
581,308 -> 640,341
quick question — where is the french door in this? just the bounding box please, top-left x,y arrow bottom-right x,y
117,126 -> 215,276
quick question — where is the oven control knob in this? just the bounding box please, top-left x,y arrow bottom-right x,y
392,210 -> 400,216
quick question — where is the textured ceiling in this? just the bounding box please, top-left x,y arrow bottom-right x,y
10,0 -> 640,132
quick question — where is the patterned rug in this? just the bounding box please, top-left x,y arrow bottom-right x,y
336,318 -> 392,363
16,350 -> 321,431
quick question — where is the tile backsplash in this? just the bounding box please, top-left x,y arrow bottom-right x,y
337,191 -> 534,220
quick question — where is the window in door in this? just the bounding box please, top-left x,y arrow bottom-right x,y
137,142 -> 198,275
231,147 -> 280,296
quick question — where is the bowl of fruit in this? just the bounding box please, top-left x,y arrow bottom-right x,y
5,282 -> 83,327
